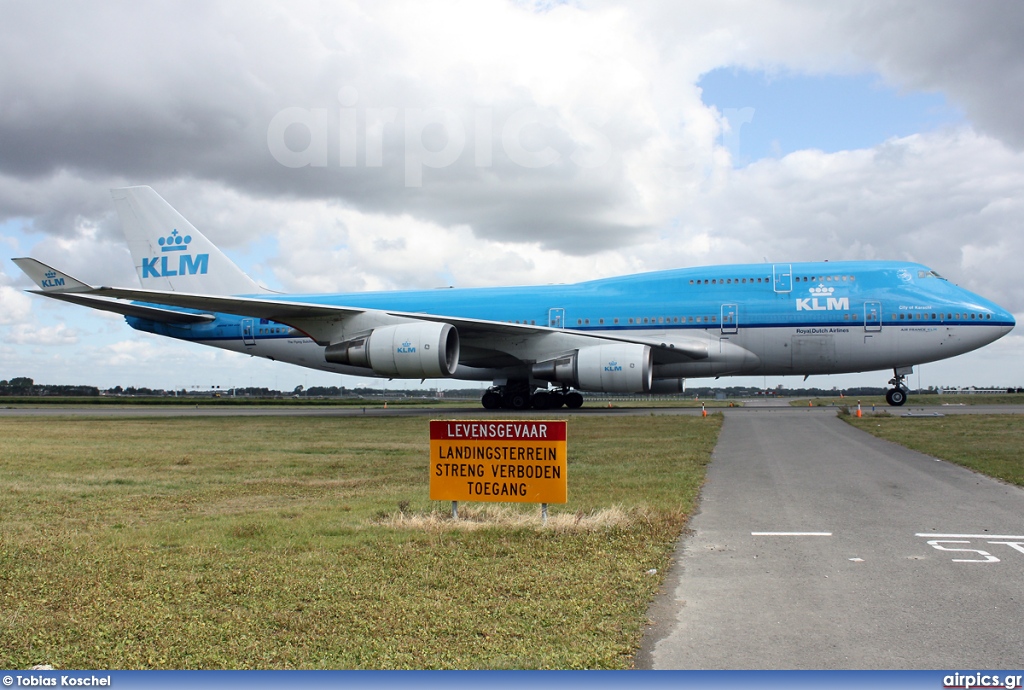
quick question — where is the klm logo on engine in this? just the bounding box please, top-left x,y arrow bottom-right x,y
41,270 -> 65,289
397,341 -> 417,354
796,284 -> 849,311
604,360 -> 623,372
142,229 -> 209,278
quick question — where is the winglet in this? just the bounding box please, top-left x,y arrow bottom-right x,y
11,258 -> 94,293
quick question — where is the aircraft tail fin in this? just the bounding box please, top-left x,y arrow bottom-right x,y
111,186 -> 263,295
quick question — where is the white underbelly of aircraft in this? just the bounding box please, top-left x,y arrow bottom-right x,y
186,321 -> 1008,382
738,323 -> 1005,376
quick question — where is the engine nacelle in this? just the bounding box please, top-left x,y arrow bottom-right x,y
324,322 -> 459,378
650,378 -> 684,394
533,343 -> 652,393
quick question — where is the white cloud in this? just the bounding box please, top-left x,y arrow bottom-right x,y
0,285 -> 32,325
1,0 -> 1021,388
5,323 -> 78,346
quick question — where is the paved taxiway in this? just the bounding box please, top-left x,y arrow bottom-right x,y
639,408 -> 1024,669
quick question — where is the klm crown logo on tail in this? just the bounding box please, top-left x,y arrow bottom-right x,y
41,270 -> 65,289
142,229 -> 210,279
796,284 -> 849,311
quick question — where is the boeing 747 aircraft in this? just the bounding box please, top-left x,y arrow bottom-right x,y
14,187 -> 1015,409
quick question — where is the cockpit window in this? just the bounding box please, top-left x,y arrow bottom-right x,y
918,270 -> 946,280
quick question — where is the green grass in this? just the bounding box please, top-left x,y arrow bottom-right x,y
844,414 -> 1024,487
0,414 -> 721,669
0,395 -> 465,407
793,393 -> 1024,407
0,395 -> 736,408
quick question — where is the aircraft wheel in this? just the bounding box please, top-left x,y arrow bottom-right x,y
531,392 -> 552,410
564,392 -> 584,409
886,388 -> 907,407
507,392 -> 531,410
481,391 -> 502,410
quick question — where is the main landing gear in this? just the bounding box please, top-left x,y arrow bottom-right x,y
885,367 -> 911,407
481,382 -> 584,410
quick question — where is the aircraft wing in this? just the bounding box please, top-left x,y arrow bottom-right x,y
404,311 -> 710,362
13,257 -> 711,365
84,285 -> 710,363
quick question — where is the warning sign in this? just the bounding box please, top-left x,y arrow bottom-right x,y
429,420 -> 567,504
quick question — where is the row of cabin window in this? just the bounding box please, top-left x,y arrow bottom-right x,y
508,316 -> 720,326
795,275 -> 855,283
511,311 -> 993,327
575,316 -> 718,326
892,312 -> 993,321
688,275 -> 857,285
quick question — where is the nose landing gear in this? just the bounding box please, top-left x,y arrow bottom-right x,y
885,387 -> 907,406
885,367 -> 912,406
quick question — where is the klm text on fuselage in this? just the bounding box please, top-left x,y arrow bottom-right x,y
795,296 -> 849,311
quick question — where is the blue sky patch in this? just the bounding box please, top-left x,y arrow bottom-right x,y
698,68 -> 964,165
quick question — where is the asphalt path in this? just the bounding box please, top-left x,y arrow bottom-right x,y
638,410 -> 1024,669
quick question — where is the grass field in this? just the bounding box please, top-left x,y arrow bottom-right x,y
793,393 -> 1024,407
843,413 -> 1024,487
0,414 -> 721,669
0,395 -> 738,408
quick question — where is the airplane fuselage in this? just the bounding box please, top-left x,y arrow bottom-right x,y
18,187 -> 1015,410
127,260 -> 1014,384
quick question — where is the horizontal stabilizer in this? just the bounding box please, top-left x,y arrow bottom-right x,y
11,258 -> 92,293
89,285 -> 361,322
33,292 -> 216,324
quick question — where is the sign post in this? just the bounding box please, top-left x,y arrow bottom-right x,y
429,420 -> 568,516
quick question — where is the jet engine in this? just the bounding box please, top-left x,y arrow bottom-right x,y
324,322 -> 460,378
533,343 -> 652,393
650,378 -> 684,394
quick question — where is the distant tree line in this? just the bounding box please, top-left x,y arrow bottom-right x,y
0,377 -> 99,397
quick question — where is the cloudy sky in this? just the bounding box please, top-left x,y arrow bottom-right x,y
2,0 -> 1022,393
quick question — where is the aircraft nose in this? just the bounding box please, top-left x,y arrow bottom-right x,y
995,305 -> 1015,335
1002,313 -> 1016,333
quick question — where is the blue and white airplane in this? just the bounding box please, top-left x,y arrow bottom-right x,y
14,186 -> 1015,409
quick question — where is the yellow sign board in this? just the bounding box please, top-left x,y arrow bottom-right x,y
429,420 -> 567,504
